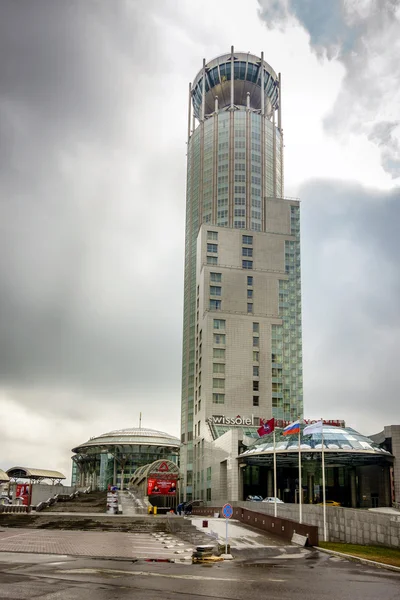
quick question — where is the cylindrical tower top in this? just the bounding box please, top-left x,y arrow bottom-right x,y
191,51 -> 280,119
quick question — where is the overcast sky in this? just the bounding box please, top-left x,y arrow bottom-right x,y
1,0 -> 399,480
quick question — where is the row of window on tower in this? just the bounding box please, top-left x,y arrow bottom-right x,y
207,232 -> 254,307
209,273 -> 254,314
211,318 -> 261,408
212,316 -> 226,404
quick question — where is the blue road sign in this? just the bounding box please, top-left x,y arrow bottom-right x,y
222,503 -> 233,519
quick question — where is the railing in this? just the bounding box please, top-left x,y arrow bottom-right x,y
0,505 -> 30,513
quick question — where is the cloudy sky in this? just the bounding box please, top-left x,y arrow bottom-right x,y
1,0 -> 399,480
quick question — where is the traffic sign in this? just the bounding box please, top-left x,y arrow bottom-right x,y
222,503 -> 233,519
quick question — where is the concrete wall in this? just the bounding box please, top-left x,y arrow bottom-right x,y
29,485 -> 76,505
191,213 -> 296,502
210,429 -> 240,503
386,425 -> 400,504
233,501 -> 400,549
196,222 -> 291,429
194,505 -> 319,546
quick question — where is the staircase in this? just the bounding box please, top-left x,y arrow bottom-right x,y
118,491 -> 141,516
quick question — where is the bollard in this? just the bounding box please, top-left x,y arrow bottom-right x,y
153,506 -> 157,515
148,505 -> 152,514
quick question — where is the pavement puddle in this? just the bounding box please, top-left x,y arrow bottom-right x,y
274,553 -> 307,559
239,561 -> 285,569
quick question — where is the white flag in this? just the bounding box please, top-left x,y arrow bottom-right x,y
242,434 -> 256,447
303,420 -> 323,435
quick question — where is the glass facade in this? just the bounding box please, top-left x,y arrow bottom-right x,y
272,205 -> 303,421
191,53 -> 280,118
71,428 -> 180,491
181,52 -> 302,500
187,108 -> 283,229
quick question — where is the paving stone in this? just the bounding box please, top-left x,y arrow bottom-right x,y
0,528 -> 187,560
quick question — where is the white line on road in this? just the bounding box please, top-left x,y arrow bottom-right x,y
0,532 -> 37,541
58,568 -> 285,582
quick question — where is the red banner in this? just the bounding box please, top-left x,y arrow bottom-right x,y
16,483 -> 29,506
147,478 -> 177,496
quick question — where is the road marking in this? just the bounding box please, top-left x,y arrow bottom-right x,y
0,531 -> 35,541
57,568 -> 285,582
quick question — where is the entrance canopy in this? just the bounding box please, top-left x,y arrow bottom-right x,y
130,459 -> 180,511
6,467 -> 66,483
130,459 -> 180,487
238,425 -> 393,468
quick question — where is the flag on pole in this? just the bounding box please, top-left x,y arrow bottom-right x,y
257,418 -> 275,437
242,434 -> 256,446
282,420 -> 300,436
303,420 -> 323,435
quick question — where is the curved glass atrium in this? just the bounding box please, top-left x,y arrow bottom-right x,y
240,425 -> 393,466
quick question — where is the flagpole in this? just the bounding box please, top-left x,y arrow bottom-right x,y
273,428 -> 277,517
321,419 -> 327,541
298,427 -> 302,524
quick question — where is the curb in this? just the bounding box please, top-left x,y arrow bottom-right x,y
317,547 -> 400,573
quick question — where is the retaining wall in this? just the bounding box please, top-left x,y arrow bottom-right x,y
192,505 -> 318,546
30,485 -> 76,505
231,502 -> 400,548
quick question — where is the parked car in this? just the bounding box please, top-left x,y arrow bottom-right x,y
262,497 -> 284,503
245,495 -> 263,501
317,500 -> 341,506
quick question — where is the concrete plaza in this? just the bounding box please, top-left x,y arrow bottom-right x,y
0,528 -> 192,560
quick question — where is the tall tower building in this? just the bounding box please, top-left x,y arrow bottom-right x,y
181,49 -> 303,502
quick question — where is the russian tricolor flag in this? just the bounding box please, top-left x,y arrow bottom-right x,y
282,420 -> 301,436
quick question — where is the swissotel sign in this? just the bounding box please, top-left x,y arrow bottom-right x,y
207,415 -> 345,427
207,415 -> 256,426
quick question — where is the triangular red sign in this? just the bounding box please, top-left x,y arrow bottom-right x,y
158,461 -> 169,472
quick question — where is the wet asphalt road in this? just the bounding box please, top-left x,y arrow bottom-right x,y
0,550 -> 399,599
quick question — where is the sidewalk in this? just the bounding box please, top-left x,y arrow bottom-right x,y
190,517 -> 287,549
368,507 -> 400,516
0,528 -> 192,560
317,546 -> 400,573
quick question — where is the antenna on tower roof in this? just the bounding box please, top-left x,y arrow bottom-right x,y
139,412 -> 142,429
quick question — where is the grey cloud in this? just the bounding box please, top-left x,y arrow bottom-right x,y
258,0 -> 359,57
368,121 -> 400,178
0,0 -> 187,415
257,0 -> 400,178
300,179 -> 400,429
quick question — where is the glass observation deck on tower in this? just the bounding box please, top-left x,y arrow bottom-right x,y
192,52 -> 280,119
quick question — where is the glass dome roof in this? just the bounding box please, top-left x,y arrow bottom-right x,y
72,427 -> 180,453
240,426 -> 392,458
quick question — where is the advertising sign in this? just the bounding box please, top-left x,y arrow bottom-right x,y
147,478 -> 177,496
208,415 -> 255,426
106,490 -> 118,514
16,483 -> 29,506
207,415 -> 345,428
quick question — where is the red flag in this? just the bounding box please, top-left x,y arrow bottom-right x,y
257,417 -> 275,437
